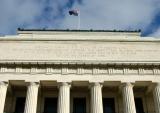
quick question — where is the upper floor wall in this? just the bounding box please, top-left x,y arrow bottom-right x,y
0,30 -> 160,63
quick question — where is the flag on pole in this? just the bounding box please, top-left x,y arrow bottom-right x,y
69,9 -> 80,29
69,9 -> 79,16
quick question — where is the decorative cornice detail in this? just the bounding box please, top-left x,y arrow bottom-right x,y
0,63 -> 159,75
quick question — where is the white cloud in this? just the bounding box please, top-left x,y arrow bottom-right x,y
0,0 -> 43,34
61,0 -> 160,35
149,27 -> 160,38
0,0 -> 71,34
0,0 -> 160,36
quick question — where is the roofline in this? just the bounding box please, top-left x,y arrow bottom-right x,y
17,28 -> 141,33
2,28 -> 160,41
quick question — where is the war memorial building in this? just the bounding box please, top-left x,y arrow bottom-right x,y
0,29 -> 160,113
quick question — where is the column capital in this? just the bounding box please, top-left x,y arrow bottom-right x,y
0,81 -> 8,86
26,82 -> 39,87
121,82 -> 134,88
154,82 -> 160,87
58,82 -> 71,88
89,82 -> 103,88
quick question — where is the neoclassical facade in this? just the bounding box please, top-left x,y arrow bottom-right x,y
0,29 -> 160,113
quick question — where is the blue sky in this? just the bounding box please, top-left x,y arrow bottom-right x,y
0,0 -> 160,37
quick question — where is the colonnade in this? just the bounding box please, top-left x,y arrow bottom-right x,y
0,82 -> 160,113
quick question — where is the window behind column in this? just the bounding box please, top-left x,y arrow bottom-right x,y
44,98 -> 57,113
135,98 -> 144,113
73,98 -> 86,113
14,97 -> 26,113
103,98 -> 115,113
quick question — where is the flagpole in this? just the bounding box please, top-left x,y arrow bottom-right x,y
78,10 -> 80,30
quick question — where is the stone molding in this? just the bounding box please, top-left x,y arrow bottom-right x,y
0,63 -> 160,75
57,82 -> 71,88
26,82 -> 39,87
89,82 -> 103,88
0,81 -> 8,86
121,82 -> 134,88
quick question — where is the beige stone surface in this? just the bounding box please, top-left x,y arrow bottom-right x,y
0,30 -> 160,113
24,82 -> 39,113
0,31 -> 159,62
0,82 -> 8,113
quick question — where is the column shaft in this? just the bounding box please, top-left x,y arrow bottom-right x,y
58,82 -> 70,113
153,83 -> 160,113
122,83 -> 136,113
24,82 -> 39,113
90,82 -> 103,113
0,82 -> 8,113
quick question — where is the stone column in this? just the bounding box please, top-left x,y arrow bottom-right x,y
0,81 -> 8,113
24,82 -> 39,113
153,83 -> 160,113
90,82 -> 103,113
58,82 -> 71,113
121,83 -> 136,113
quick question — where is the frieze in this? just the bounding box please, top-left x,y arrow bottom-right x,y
0,63 -> 160,75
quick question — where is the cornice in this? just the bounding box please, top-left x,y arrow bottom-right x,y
0,60 -> 160,65
0,37 -> 160,42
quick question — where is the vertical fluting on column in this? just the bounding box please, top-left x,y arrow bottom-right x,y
90,82 -> 103,113
58,82 -> 71,113
0,81 -> 8,113
153,83 -> 160,113
122,83 -> 136,113
24,82 -> 39,113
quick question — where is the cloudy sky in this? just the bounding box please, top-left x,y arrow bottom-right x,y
0,0 -> 160,37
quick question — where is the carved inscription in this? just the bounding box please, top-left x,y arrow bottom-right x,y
0,42 -> 160,61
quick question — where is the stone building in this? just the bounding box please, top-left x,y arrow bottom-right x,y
0,29 -> 160,113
